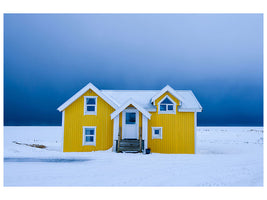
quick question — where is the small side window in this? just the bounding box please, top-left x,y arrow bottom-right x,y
152,127 -> 163,139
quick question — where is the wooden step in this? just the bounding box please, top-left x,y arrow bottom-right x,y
120,140 -> 140,147
116,139 -> 144,153
119,143 -> 140,147
118,146 -> 141,152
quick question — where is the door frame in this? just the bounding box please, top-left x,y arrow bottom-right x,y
122,108 -> 139,139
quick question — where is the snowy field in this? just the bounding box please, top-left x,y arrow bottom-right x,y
3,126 -> 263,186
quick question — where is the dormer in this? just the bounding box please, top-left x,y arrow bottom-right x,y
150,85 -> 184,114
158,95 -> 177,114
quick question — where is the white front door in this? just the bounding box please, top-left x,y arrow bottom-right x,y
122,108 -> 139,139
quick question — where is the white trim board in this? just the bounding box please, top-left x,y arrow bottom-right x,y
179,108 -> 202,112
112,115 -> 119,152
142,115 -> 148,152
61,111 -> 65,152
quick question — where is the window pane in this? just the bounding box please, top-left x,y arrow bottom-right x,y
161,97 -> 173,104
160,104 -> 166,111
87,106 -> 95,111
85,129 -> 95,135
154,129 -> 160,135
89,129 -> 94,135
86,98 -> 96,105
86,136 -> 94,142
126,112 -> 136,124
168,105 -> 173,110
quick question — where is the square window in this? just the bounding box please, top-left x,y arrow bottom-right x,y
168,105 -> 173,110
85,129 -> 94,135
89,129 -> 94,135
160,105 -> 166,111
152,127 -> 162,139
86,136 -> 94,142
126,112 -> 136,124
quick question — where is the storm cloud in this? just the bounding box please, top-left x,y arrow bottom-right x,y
4,14 -> 263,126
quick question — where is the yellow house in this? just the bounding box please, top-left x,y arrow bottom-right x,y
57,83 -> 202,154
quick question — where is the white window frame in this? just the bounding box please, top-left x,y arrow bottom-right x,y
83,126 -> 96,146
158,95 -> 176,114
84,96 -> 97,115
152,127 -> 163,139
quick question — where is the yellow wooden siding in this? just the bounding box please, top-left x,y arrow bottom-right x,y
147,92 -> 195,154
63,89 -> 115,152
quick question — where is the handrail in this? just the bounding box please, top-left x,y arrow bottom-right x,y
139,127 -> 142,152
117,127 -> 122,152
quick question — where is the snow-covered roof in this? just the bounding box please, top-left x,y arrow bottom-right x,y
150,85 -> 186,104
111,98 -> 151,120
102,90 -> 157,111
57,82 -> 202,113
102,89 -> 202,112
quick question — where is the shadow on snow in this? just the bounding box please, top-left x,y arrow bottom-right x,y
4,157 -> 91,163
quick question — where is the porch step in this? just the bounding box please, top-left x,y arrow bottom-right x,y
118,146 -> 141,152
119,139 -> 140,147
116,139 -> 144,153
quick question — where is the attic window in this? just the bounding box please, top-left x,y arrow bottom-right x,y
158,95 -> 176,114
84,96 -> 97,115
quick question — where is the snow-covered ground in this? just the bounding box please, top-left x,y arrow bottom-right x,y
3,126 -> 263,186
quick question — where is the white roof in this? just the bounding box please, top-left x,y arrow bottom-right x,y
102,89 -> 202,112
57,82 -> 202,113
110,98 -> 151,119
150,85 -> 186,104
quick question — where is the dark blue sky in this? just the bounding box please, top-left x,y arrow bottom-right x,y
4,14 -> 263,126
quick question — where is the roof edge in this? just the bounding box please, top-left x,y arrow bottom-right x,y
111,98 -> 151,120
150,85 -> 185,104
57,82 -> 119,112
188,90 -> 202,110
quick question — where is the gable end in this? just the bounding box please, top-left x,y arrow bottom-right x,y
57,83 -> 119,112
